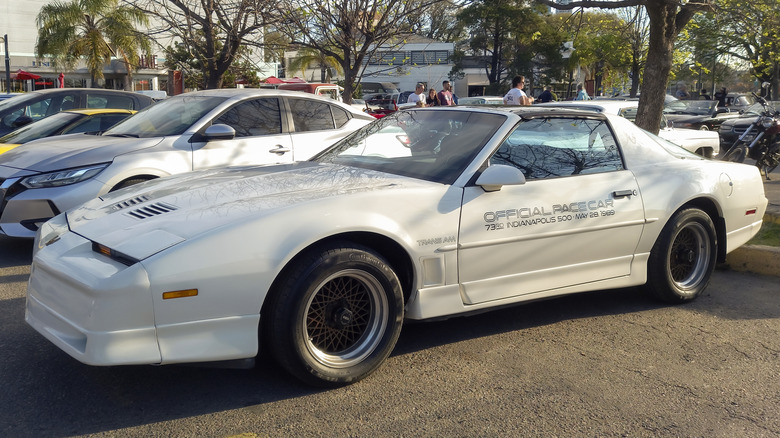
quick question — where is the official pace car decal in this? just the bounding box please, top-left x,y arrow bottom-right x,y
483,198 -> 615,231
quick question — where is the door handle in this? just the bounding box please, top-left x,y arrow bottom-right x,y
269,145 -> 291,155
612,189 -> 636,198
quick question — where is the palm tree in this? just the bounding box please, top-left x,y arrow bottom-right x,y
36,0 -> 151,89
287,47 -> 344,82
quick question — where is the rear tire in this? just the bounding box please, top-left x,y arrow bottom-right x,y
720,143 -> 747,162
646,208 -> 717,303
264,241 -> 404,387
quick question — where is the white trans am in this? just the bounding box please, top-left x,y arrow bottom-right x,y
26,107 -> 767,386
0,88 -> 373,238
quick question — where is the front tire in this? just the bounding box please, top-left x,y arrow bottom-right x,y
264,242 -> 404,387
720,142 -> 747,162
646,208 -> 717,303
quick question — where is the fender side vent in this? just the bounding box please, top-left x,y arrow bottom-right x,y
127,202 -> 178,219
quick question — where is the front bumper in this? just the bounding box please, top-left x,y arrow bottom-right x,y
25,231 -> 162,365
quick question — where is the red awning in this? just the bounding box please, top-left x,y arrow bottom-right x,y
13,69 -> 41,80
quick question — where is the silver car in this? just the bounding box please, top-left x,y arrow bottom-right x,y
0,88 -> 374,238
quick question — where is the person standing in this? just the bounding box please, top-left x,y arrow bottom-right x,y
574,83 -> 590,101
700,88 -> 711,100
437,80 -> 456,106
503,75 -> 534,105
537,86 -> 556,103
714,87 -> 728,107
407,83 -> 427,106
426,88 -> 440,106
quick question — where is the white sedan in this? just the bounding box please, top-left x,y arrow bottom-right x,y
26,107 -> 767,386
0,88 -> 373,238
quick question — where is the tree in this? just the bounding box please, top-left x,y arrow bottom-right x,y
538,0 -> 713,134
287,47 -> 345,82
693,0 -> 780,99
163,36 -> 263,89
129,0 -> 279,89
36,0 -> 151,88
275,0 -> 447,103
457,0 -> 543,91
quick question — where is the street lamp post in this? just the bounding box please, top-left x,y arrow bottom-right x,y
2,35 -> 11,94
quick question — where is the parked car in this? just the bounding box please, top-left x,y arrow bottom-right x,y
0,88 -> 374,238
721,93 -> 756,112
537,100 -> 721,158
718,100 -> 780,151
277,82 -> 344,102
0,88 -> 153,136
663,99 -> 741,131
458,96 -> 505,105
0,93 -> 22,102
0,108 -> 136,155
25,106 -> 766,386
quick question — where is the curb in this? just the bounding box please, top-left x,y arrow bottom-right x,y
725,244 -> 780,277
723,210 -> 780,277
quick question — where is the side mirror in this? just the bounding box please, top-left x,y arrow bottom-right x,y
12,115 -> 33,128
476,164 -> 526,192
203,123 -> 236,141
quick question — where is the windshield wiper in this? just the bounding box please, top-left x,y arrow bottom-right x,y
104,133 -> 140,138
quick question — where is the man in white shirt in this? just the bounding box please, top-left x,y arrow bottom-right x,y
503,75 -> 534,105
407,83 -> 427,106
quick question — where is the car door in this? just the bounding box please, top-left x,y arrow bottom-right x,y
192,97 -> 295,169
286,97 -> 357,160
457,116 -> 645,305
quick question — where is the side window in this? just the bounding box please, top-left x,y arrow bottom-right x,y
490,117 -> 623,180
332,106 -> 350,128
215,98 -> 281,137
288,98 -> 335,132
87,94 -> 134,110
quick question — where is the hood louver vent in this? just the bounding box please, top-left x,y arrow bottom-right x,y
113,196 -> 151,210
126,202 -> 178,219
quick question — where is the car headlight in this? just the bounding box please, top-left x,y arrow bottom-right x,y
21,164 -> 109,189
34,212 -> 69,253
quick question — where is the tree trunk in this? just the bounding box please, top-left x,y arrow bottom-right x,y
635,1 -> 677,134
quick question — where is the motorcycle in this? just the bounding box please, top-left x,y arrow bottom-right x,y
720,83 -> 780,180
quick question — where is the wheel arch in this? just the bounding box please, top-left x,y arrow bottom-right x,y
677,197 -> 727,263
110,174 -> 159,191
262,231 -> 416,315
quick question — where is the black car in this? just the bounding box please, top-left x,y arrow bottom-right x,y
663,100 -> 740,131
717,101 -> 780,150
0,88 -> 154,136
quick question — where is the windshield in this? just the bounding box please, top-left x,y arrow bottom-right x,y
0,112 -> 82,144
312,109 -> 507,184
105,95 -> 226,137
664,100 -> 717,115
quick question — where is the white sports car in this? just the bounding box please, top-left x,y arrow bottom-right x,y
26,107 -> 767,386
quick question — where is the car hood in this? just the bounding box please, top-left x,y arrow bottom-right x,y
66,162 -> 436,260
0,134 -> 165,172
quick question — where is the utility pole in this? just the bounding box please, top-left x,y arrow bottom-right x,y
3,35 -> 11,94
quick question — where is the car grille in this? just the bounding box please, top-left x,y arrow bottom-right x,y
0,177 -> 22,213
126,202 -> 178,219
